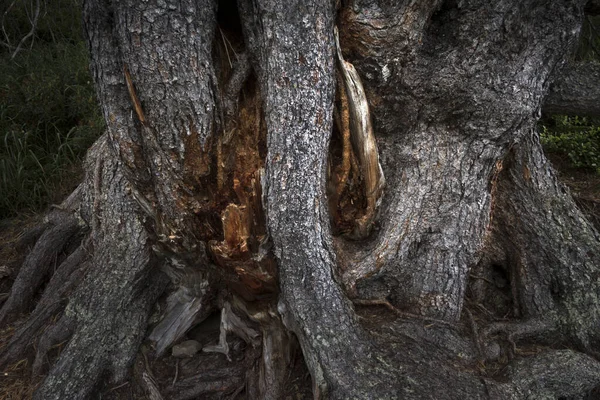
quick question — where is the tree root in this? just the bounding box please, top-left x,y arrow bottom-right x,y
28,138 -> 170,399
501,350 -> 600,398
32,264 -> 168,400
0,301 -> 64,369
255,315 -> 294,400
0,213 -> 83,325
203,302 -> 260,360
33,244 -> 89,313
142,370 -> 164,400
0,244 -> 89,368
483,316 -> 559,345
165,370 -> 245,400
32,314 -> 75,376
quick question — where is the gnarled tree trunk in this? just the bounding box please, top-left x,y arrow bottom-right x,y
2,0 -> 600,399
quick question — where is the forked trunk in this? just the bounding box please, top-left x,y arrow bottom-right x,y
2,0 -> 600,399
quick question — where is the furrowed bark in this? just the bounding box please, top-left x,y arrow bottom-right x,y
83,0 -> 220,250
543,61 -> 600,117
5,0 -> 600,398
338,0 -> 585,322
239,1 -> 393,397
35,137 -> 169,400
481,132 -> 600,348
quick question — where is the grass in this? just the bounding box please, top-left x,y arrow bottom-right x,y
0,0 -> 104,219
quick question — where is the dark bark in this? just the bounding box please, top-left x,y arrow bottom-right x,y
338,0 -> 586,321
0,214 -> 82,325
33,137 -> 169,400
543,61 -> 600,117
0,244 -> 89,368
2,0 -> 600,399
479,132 -> 600,349
586,0 -> 600,15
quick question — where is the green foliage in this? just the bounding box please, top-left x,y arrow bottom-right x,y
541,116 -> 600,174
0,0 -> 104,218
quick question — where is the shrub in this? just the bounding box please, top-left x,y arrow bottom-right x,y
0,0 -> 104,218
541,115 -> 600,174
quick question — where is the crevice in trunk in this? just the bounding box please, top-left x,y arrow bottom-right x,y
4,1 -> 600,399
474,131 -> 600,355
327,27 -> 386,240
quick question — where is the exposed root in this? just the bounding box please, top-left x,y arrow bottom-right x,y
164,367 -> 245,400
481,135 -> 600,357
483,316 -> 559,345
255,314 -> 293,400
142,370 -> 165,400
203,302 -> 260,360
502,350 -> 600,398
34,244 -> 89,312
14,222 -> 49,251
353,298 -> 459,328
29,137 -> 170,399
0,244 -> 89,368
0,301 -> 64,369
32,314 -> 75,376
0,214 -> 82,326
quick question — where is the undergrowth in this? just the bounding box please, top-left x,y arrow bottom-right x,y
0,0 -> 104,219
541,115 -> 600,174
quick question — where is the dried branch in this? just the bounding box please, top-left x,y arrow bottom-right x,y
9,0 -> 41,60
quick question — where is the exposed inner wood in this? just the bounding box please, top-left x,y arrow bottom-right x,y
124,63 -> 148,127
331,26 -> 385,238
207,78 -> 276,301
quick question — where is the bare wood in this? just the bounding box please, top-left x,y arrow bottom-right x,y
336,71 -> 353,199
148,288 -> 213,357
123,64 -> 147,126
334,26 -> 385,237
142,371 -> 165,400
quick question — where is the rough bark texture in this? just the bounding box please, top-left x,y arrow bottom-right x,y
239,2 -> 395,397
34,137 -> 169,399
338,0 -> 588,321
2,0 -> 600,399
543,61 -> 600,117
479,132 -> 600,349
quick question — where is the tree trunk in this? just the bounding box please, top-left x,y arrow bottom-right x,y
2,0 -> 600,399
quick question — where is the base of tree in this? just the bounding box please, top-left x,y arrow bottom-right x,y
2,0 -> 600,398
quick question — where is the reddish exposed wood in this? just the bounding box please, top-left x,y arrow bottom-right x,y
124,64 -> 147,127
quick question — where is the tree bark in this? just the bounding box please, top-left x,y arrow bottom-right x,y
543,62 -> 600,117
2,0 -> 600,399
